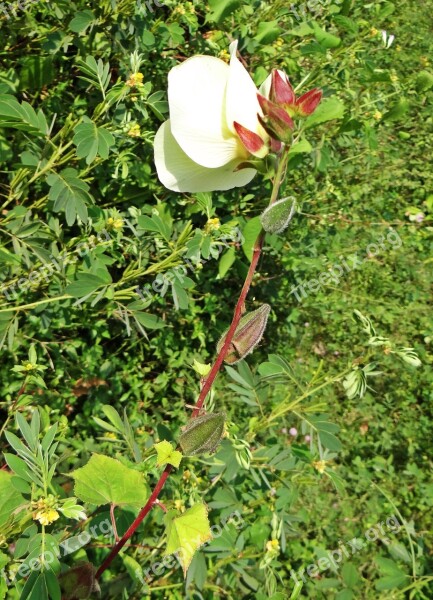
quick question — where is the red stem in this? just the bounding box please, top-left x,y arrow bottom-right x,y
95,234 -> 265,580
95,153 -> 288,580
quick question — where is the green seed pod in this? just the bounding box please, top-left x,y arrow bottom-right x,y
217,304 -> 271,364
179,412 -> 225,456
260,197 -> 296,234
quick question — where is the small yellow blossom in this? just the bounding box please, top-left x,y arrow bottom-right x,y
204,218 -> 221,233
313,459 -> 327,473
174,5 -> 186,15
128,124 -> 141,138
34,508 -> 60,526
420,56 -> 430,67
390,73 -> 398,83
23,362 -> 37,371
104,432 -> 118,439
106,217 -> 124,231
182,469 -> 191,481
32,496 -> 60,526
373,110 -> 382,120
266,539 -> 280,552
174,499 -> 184,511
274,38 -> 284,48
126,72 -> 144,87
370,27 -> 379,36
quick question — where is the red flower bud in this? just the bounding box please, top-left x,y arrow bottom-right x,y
296,88 -> 323,116
233,122 -> 267,158
257,94 -> 294,144
270,70 -> 296,107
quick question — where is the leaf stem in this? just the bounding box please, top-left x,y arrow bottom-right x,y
95,150 -> 290,581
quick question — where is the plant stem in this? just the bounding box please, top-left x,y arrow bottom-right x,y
95,150 -> 290,581
0,294 -> 72,314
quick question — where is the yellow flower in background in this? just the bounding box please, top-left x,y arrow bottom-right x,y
266,538 -> 280,552
34,508 -> 60,526
204,218 -> 221,233
313,459 -> 327,473
32,496 -> 60,526
126,72 -> 144,87
128,124 -> 141,138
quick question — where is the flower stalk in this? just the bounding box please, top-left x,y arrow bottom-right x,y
95,148 -> 290,581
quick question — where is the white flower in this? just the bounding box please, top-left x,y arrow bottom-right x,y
154,41 -> 270,193
381,30 -> 395,49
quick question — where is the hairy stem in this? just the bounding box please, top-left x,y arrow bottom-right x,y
95,150 -> 289,580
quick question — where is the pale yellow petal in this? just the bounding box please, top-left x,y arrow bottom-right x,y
168,56 -> 241,168
225,40 -> 264,136
154,121 -> 256,193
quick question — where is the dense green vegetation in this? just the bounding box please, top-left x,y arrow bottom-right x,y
0,0 -> 432,598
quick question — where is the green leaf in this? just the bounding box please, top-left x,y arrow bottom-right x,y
388,542 -> 412,564
305,98 -> 345,128
207,0 -> 240,23
73,121 -> 115,165
0,471 -> 26,528
164,503 -> 212,576
69,10 -> 96,34
137,214 -> 172,242
375,557 -> 409,589
0,94 -> 48,135
341,563 -> 360,588
254,21 -> 281,44
65,273 -> 111,298
76,56 -> 111,94
288,138 -> 312,156
154,441 -> 182,468
47,168 -> 92,226
218,247 -> 236,279
71,454 -> 149,507
416,70 -> 433,91
312,24 -> 341,48
242,217 -> 262,261
318,431 -> 342,451
375,574 -> 409,591
384,99 -> 410,122
260,198 -> 296,234
131,311 -> 166,330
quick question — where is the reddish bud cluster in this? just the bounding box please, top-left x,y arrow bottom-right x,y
270,70 -> 322,117
256,70 -> 323,149
233,70 -> 323,158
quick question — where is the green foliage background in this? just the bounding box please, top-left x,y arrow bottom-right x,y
0,0 -> 432,598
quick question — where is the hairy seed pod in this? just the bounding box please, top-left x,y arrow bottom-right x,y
217,304 -> 271,364
179,412 -> 226,456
